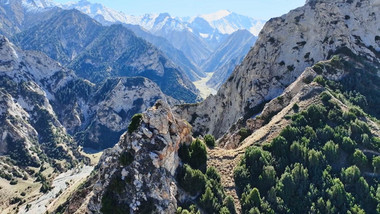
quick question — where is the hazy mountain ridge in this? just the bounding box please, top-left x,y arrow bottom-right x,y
58,0 -> 265,84
5,0 -> 263,94
123,24 -> 205,81
60,1 -> 265,37
13,9 -> 200,103
0,0 -> 59,37
203,29 -> 257,89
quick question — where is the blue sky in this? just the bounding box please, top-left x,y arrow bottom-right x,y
54,0 -> 306,20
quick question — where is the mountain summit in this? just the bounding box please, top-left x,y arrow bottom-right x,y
200,10 -> 232,22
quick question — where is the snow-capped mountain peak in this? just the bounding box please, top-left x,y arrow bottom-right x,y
55,1 -> 264,36
200,10 -> 232,22
197,10 -> 265,35
60,0 -> 128,24
22,0 -> 56,10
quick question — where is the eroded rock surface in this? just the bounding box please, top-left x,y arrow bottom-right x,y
83,100 -> 192,213
176,0 -> 380,138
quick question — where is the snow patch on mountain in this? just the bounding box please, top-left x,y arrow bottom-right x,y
200,10 -> 232,22
60,0 -> 129,24
22,0 -> 56,11
201,11 -> 266,35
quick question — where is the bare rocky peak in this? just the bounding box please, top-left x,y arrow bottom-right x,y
72,100 -> 193,213
176,0 -> 380,138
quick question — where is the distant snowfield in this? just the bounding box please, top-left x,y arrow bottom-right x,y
193,72 -> 217,99
18,165 -> 94,214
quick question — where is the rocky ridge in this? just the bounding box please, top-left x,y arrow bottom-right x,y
176,0 -> 380,138
62,100 -> 193,213
0,35 -> 78,168
208,52 -> 380,212
48,0 -> 380,213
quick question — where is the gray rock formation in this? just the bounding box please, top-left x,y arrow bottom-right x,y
81,100 -> 192,213
176,0 -> 380,138
74,77 -> 177,150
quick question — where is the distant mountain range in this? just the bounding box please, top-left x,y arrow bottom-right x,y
60,1 -> 265,36
5,5 -> 199,103
0,0 -> 263,92
203,29 -> 257,89
60,0 -> 264,87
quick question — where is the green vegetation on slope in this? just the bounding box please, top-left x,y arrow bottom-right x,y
234,74 -> 380,213
177,139 -> 236,214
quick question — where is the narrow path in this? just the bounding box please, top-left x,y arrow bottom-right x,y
206,99 -> 295,213
208,148 -> 243,212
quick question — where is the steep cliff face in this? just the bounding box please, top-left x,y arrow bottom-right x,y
176,0 -> 380,138
0,35 -> 78,168
62,100 -> 192,214
0,35 -> 187,212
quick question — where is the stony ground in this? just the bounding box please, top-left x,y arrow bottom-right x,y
17,165 -> 94,214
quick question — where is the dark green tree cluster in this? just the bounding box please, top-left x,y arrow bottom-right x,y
177,165 -> 236,214
178,139 -> 236,214
32,107 -> 75,170
127,113 -> 143,134
179,139 -> 208,171
239,128 -> 252,142
204,134 -> 216,148
36,172 -> 52,193
234,91 -> 380,213
55,79 -> 93,105
311,52 -> 380,118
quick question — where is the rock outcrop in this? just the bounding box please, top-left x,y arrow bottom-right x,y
176,0 -> 380,138
65,100 -> 192,213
